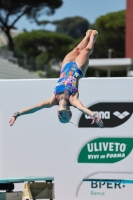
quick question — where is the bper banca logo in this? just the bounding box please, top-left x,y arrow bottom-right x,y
90,181 -> 125,189
76,173 -> 128,198
78,102 -> 133,128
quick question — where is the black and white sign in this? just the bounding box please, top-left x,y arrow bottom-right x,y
78,102 -> 133,128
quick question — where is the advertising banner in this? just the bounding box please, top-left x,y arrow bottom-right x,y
0,78 -> 133,200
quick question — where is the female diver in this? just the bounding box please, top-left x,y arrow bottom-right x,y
9,29 -> 104,128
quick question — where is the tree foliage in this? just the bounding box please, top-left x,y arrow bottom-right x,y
0,0 -> 62,50
91,10 -> 125,58
51,16 -> 90,39
14,30 -> 73,71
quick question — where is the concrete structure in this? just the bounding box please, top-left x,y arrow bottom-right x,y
0,57 -> 40,79
89,58 -> 133,77
126,0 -> 133,58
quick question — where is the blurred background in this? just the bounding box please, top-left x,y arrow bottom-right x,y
0,0 -> 133,79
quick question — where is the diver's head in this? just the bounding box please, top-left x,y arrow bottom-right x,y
57,109 -> 72,123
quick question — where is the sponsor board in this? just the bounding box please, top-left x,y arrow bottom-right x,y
77,173 -> 133,200
0,111 -> 3,176
78,137 -> 133,163
78,102 -> 133,127
1,79 -> 133,200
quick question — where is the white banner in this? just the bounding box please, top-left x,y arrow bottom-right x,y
0,78 -> 133,200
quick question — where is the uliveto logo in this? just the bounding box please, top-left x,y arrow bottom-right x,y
78,137 -> 133,163
78,102 -> 133,128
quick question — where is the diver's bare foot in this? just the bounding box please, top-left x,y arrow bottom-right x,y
86,29 -> 92,37
91,30 -> 98,43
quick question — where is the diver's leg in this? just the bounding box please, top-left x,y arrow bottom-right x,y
61,29 -> 92,68
76,29 -> 92,50
75,30 -> 98,76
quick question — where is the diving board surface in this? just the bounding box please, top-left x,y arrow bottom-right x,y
0,176 -> 54,184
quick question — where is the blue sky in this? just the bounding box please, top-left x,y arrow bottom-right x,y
16,0 -> 126,32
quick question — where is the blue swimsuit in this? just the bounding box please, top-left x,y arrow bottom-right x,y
54,61 -> 83,96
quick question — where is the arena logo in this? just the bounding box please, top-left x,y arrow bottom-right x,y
113,111 -> 130,119
78,102 -> 133,128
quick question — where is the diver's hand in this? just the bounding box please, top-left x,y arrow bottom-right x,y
91,113 -> 104,128
9,112 -> 20,126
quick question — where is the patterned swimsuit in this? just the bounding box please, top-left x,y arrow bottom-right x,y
54,61 -> 83,96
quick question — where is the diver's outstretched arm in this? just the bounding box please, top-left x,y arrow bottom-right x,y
71,99 -> 94,116
71,99 -> 104,128
9,95 -> 56,126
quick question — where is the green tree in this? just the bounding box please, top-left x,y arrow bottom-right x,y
53,16 -> 90,39
0,0 -> 62,50
14,30 -> 73,71
91,10 -> 125,58
37,16 -> 90,39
